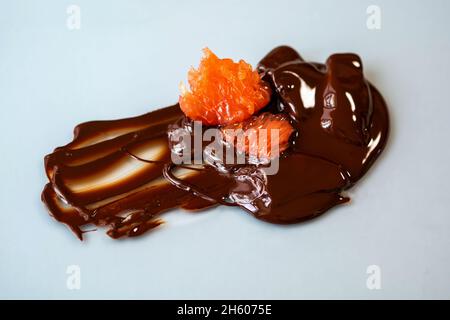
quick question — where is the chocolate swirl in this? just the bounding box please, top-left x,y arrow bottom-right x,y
42,46 -> 389,240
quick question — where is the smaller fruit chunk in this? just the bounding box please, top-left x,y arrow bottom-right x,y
221,112 -> 295,160
179,48 -> 271,126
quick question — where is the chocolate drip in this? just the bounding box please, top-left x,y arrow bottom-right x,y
42,46 -> 389,239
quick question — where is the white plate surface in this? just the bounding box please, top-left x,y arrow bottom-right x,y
1,0 -> 449,299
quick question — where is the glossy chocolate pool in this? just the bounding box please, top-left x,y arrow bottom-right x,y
42,46 -> 389,240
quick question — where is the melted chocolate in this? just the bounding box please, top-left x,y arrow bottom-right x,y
41,46 -> 389,240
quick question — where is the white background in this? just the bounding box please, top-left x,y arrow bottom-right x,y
1,0 -> 449,299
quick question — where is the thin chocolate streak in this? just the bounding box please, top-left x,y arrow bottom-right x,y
41,46 -> 389,239
121,146 -> 166,164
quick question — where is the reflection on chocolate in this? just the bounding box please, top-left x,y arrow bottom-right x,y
42,46 -> 389,240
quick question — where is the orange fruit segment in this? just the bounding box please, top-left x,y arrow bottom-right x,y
179,48 -> 272,126
222,112 -> 294,160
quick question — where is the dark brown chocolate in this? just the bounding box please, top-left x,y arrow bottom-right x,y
41,46 -> 389,240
